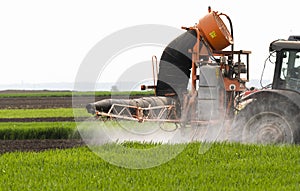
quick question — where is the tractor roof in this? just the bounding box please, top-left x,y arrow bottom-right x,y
270,40 -> 300,51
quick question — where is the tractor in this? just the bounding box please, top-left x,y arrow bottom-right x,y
231,37 -> 300,144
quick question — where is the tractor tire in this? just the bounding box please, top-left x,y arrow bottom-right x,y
231,99 -> 300,144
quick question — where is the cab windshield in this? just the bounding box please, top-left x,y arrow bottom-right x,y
280,50 -> 300,92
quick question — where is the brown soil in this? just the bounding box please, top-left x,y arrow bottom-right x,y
0,96 -> 106,109
0,139 -> 86,154
0,117 -> 88,122
0,96 -> 144,109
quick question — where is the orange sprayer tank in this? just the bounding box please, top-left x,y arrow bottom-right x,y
197,11 -> 233,50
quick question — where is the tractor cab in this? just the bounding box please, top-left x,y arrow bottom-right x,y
270,37 -> 300,92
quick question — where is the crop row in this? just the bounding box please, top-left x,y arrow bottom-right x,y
0,108 -> 90,118
1,142 -> 299,190
0,120 -> 112,140
0,106 -> 99,139
0,122 -> 80,140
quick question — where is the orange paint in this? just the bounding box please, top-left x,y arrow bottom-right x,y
197,11 -> 233,50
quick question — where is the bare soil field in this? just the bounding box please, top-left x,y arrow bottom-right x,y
0,139 -> 86,154
0,117 -> 87,122
0,96 -> 107,109
0,91 -> 144,109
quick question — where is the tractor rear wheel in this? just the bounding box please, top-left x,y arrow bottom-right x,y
231,100 -> 300,144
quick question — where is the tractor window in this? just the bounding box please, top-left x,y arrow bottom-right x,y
295,52 -> 300,68
280,50 -> 300,92
281,51 -> 289,80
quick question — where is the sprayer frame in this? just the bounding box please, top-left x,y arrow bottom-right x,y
94,8 -> 252,126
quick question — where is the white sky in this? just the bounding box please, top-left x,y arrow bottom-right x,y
1,0 -> 300,87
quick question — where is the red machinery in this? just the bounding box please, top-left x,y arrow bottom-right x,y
87,7 -> 250,123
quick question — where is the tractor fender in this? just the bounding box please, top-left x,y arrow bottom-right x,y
239,89 -> 300,109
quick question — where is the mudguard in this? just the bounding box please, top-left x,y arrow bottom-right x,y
239,89 -> 300,109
